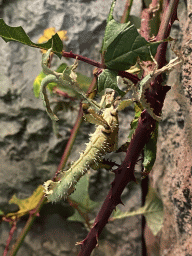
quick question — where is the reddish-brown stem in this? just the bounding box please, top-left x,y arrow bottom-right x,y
78,112 -> 156,255
121,0 -> 133,23
9,196 -> 46,256
52,87 -> 76,101
62,50 -> 104,68
155,0 -> 179,68
78,0 -> 180,255
62,50 -> 139,84
68,198 -> 91,229
118,70 -> 140,84
3,220 -> 17,256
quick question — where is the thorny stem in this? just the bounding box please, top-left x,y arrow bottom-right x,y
78,0 -> 180,255
78,112 -> 156,255
155,0 -> 179,67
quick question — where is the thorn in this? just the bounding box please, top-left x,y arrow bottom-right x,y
117,198 -> 124,205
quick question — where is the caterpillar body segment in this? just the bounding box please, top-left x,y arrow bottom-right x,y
44,90 -> 119,202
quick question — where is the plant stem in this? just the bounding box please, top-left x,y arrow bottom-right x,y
62,50 -> 139,84
77,0 -> 180,254
62,50 -> 103,68
121,0 -> 133,23
3,219 -> 17,256
8,72 -> 97,256
9,196 -> 46,256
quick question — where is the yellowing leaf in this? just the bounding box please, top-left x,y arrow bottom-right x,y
7,185 -> 44,218
33,71 -> 46,97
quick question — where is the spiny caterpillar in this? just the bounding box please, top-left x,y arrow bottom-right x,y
43,90 -> 119,202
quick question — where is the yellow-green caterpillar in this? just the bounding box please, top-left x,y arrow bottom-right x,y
43,90 -> 119,202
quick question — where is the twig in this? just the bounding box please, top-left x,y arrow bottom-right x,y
3,219 -> 17,256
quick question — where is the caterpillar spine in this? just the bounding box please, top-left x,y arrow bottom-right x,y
43,91 -> 119,202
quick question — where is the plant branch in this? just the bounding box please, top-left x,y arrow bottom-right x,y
155,0 -> 179,67
9,71 -> 98,256
78,111 -> 156,255
121,0 -> 133,23
62,50 -> 139,84
9,196 -> 46,256
3,219 -> 17,256
62,50 -> 104,68
77,0 -> 180,255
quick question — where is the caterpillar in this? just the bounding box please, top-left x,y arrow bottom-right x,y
43,90 -> 119,202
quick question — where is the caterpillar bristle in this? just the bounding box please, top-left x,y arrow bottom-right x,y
43,93 -> 119,203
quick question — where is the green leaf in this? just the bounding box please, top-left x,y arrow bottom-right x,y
98,69 -> 125,96
107,0 -> 117,23
128,104 -> 142,142
117,99 -> 133,111
101,0 -> 117,53
7,185 -> 44,218
33,62 -> 92,98
68,174 -> 99,223
112,186 -> 163,236
143,122 -> 158,176
102,19 -> 160,71
76,72 -> 92,93
56,63 -> 68,73
0,19 -> 63,57
33,71 -> 46,98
